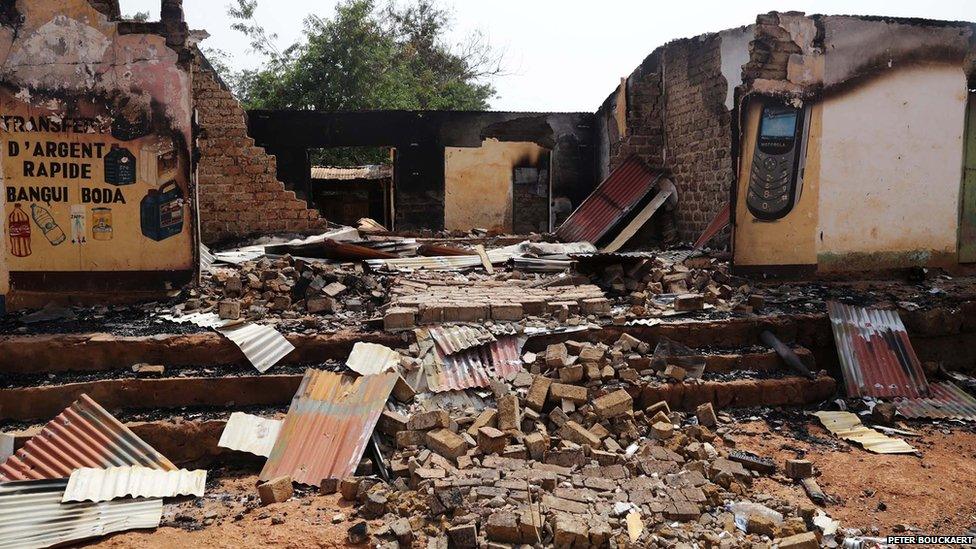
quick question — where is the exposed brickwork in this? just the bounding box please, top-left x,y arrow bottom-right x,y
660,36 -> 734,244
193,55 -> 328,244
600,35 -> 735,245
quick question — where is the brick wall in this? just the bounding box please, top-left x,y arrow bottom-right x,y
598,36 -> 737,245
660,36 -> 734,244
193,54 -> 328,244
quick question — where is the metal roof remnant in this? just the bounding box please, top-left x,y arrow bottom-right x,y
0,395 -> 176,483
0,479 -> 162,549
827,301 -> 929,399
260,370 -> 398,486
428,325 -> 497,356
160,311 -> 295,373
555,156 -> 664,245
62,466 -> 207,503
896,381 -> 976,421
310,165 -> 393,181
217,413 -> 284,458
346,342 -> 402,376
418,328 -> 523,393
814,411 -> 917,454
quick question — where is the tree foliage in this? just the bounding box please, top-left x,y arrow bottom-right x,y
217,0 -> 502,164
222,0 -> 502,114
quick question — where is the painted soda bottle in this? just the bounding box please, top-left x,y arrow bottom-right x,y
30,203 -> 66,246
8,204 -> 31,257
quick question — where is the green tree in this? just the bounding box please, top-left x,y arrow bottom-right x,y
219,0 -> 502,164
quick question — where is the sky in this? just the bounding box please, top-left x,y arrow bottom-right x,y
120,0 -> 976,112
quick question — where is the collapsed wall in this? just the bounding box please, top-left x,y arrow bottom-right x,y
192,54 -> 328,245
596,27 -> 750,244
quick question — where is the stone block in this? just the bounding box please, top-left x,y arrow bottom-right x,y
593,389 -> 633,419
550,382 -> 587,404
408,410 -> 450,431
426,428 -> 468,460
477,426 -> 509,455
696,402 -> 717,427
257,475 -> 293,505
383,307 -> 416,329
218,300 -> 241,320
497,394 -> 521,432
524,376 -> 552,412
558,421 -> 602,447
785,459 -> 814,479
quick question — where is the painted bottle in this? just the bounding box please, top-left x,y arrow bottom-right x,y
8,204 -> 31,257
31,203 -> 66,246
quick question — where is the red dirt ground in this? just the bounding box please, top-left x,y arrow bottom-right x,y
730,419 -> 976,535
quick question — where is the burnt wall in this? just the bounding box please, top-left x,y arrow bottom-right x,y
192,54 -> 328,244
246,110 -> 596,231
596,35 -> 736,244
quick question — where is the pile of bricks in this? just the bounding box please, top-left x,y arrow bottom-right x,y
188,255 -> 387,327
338,347 -> 823,548
587,255 -> 766,317
384,279 -> 611,329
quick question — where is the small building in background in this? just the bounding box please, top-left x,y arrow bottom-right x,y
309,165 -> 393,228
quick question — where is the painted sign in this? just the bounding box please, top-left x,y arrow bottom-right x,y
0,95 -> 192,272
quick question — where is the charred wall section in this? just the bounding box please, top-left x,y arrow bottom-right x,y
246,110 -> 596,231
596,30 -> 743,245
0,0 -> 198,304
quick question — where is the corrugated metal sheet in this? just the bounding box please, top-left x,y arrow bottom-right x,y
260,370 -> 398,486
366,246 -> 518,272
555,157 -> 663,244
511,257 -> 574,273
429,325 -> 496,356
422,331 -> 523,393
827,301 -> 929,399
218,322 -> 295,374
62,466 -> 206,503
217,412 -> 283,458
311,165 -> 392,181
346,342 -> 401,376
161,312 -> 294,373
0,479 -> 162,549
814,411 -> 917,454
896,381 -> 976,421
0,395 -> 176,483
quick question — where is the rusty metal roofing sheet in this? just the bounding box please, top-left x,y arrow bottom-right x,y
0,479 -> 162,549
827,301 -> 929,399
260,370 -> 398,486
896,381 -> 976,421
217,413 -> 283,458
62,466 -> 206,503
346,342 -> 401,376
0,395 -> 176,483
429,325 -> 496,356
422,331 -> 523,393
555,157 -> 664,244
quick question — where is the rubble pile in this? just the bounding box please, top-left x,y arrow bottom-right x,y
583,255 -> 764,317
385,276 -> 610,329
189,255 -> 388,329
343,369 -> 822,548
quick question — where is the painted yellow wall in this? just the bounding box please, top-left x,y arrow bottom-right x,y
816,63 -> 966,269
444,139 -> 547,232
733,99 -> 821,268
0,0 -> 194,296
736,63 -> 967,272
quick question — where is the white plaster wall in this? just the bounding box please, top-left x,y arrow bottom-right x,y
718,25 -> 753,111
817,63 -> 967,258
